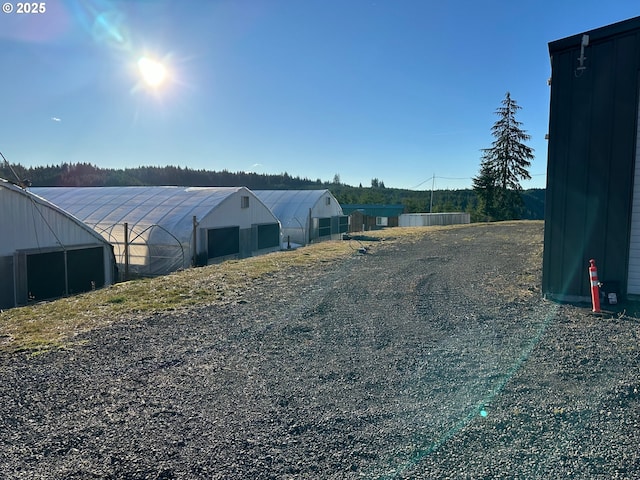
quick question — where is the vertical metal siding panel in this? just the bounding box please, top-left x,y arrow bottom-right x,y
399,213 -> 469,227
604,34 -> 639,295
543,52 -> 568,296
627,98 -> 640,293
554,50 -> 581,297
544,48 -> 591,298
585,41 -> 615,289
567,52 -> 595,298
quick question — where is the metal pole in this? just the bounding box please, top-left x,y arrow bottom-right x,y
192,216 -> 197,266
63,250 -> 69,297
124,222 -> 129,281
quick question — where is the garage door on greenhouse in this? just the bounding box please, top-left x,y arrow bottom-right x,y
26,251 -> 66,301
318,218 -> 331,237
67,247 -> 106,293
257,223 -> 280,250
17,246 -> 107,303
207,227 -> 240,259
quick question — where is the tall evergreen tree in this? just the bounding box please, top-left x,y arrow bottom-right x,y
474,92 -> 534,220
472,161 -> 497,221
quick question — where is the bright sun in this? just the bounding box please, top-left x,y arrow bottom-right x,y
137,57 -> 167,88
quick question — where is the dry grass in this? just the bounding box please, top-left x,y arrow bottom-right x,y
0,222 -> 541,354
0,235 -> 383,353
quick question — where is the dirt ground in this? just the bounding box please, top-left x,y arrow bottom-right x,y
1,221 -> 639,479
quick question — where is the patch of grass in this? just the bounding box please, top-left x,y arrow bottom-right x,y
0,237 -> 367,353
106,296 -> 127,304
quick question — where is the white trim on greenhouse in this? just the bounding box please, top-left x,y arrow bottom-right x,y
31,186 -> 281,277
0,178 -> 116,308
254,189 -> 348,246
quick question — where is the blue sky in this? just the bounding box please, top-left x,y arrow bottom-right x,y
1,1 -> 638,190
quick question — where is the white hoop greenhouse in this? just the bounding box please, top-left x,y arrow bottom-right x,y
1,178 -> 116,308
254,189 -> 348,247
32,186 -> 281,278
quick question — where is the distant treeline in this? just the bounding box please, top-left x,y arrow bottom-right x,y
0,162 -> 545,220
1,162 -> 317,190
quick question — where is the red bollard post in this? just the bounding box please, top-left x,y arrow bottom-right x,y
589,259 -> 601,313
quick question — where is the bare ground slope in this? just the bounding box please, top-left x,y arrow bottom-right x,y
1,221 -> 639,479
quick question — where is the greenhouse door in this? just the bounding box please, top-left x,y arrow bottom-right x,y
67,247 -> 105,294
24,247 -> 107,302
26,251 -> 66,302
338,216 -> 349,234
318,218 -> 331,237
208,226 -> 240,259
257,223 -> 280,249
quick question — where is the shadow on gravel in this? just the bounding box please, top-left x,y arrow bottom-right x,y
547,296 -> 640,321
342,233 -> 384,242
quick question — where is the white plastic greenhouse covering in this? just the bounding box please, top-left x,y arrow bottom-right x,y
254,189 -> 345,246
31,186 -> 280,277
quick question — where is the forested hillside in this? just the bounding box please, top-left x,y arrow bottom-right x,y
0,162 -> 545,220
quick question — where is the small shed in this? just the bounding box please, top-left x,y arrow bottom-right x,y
254,189 -> 348,246
399,212 -> 471,227
341,204 -> 405,232
32,186 -> 281,277
543,16 -> 640,301
0,178 -> 116,308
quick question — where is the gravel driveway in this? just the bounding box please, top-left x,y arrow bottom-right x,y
1,221 -> 639,479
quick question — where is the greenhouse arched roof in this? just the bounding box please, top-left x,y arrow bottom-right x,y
254,189 -> 343,226
1,178 -> 113,252
31,186 -> 262,248
31,186 -> 247,235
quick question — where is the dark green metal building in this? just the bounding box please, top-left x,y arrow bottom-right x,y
543,16 -> 640,301
341,204 -> 405,231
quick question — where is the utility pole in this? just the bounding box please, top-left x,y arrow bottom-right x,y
430,174 -> 435,213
